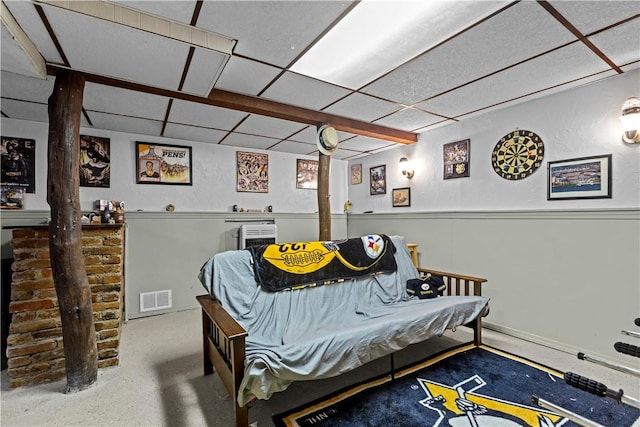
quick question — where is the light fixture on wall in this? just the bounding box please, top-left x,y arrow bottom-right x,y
399,157 -> 414,179
620,97 -> 640,143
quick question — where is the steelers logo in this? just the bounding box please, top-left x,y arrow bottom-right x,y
361,235 -> 384,259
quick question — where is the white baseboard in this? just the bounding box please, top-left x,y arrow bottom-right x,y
483,321 -> 636,369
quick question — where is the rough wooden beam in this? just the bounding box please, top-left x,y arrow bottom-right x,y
46,64 -> 417,145
47,69 -> 98,392
317,152 -> 331,240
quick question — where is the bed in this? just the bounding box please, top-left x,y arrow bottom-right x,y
197,235 -> 489,427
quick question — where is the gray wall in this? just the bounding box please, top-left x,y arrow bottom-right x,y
1,210 -> 347,319
347,209 -> 640,366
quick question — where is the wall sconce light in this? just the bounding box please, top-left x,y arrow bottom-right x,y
399,157 -> 414,179
620,97 -> 640,143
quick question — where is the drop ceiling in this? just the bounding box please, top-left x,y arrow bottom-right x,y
1,1 -> 638,160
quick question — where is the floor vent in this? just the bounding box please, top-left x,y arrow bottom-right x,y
139,290 -> 172,312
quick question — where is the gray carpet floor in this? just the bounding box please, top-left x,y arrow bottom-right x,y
2,307 -> 638,426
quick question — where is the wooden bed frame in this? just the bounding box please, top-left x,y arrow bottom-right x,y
197,267 -> 487,427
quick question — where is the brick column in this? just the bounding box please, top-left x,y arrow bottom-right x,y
6,225 -> 124,388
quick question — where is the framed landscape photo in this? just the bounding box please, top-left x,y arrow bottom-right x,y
369,164 -> 386,195
547,154 -> 611,200
392,187 -> 411,207
237,151 -> 269,193
136,142 -> 192,185
443,139 -> 470,179
350,164 -> 362,185
296,159 -> 318,189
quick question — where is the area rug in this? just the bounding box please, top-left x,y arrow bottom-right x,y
273,344 -> 640,427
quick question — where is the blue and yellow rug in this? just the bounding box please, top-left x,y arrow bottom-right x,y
274,344 -> 640,426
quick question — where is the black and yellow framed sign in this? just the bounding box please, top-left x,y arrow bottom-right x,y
491,129 -> 544,180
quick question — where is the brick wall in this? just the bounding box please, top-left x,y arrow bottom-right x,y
6,225 -> 124,388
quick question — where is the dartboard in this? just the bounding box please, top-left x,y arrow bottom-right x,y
491,129 -> 544,180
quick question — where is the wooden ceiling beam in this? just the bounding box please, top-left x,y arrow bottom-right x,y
46,64 -> 417,145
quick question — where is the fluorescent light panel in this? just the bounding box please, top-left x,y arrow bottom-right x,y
291,0 -> 508,89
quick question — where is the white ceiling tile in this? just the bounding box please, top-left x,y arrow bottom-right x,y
168,99 -> 246,130
197,1 -> 352,67
181,48 -> 229,96
589,20 -> 640,68
418,43 -> 615,118
163,123 -> 227,144
1,98 -> 49,123
83,83 -> 169,120
547,1 -> 640,35
338,135 -> 395,152
221,132 -> 279,151
3,1 -> 63,64
262,72 -> 351,110
112,1 -> 197,25
1,24 -> 40,77
87,111 -> 163,136
331,149 -> 360,160
323,93 -> 400,122
41,4 -> 189,90
1,72 -> 54,103
268,140 -> 316,155
287,126 -> 317,143
235,115 -> 306,139
214,56 -> 281,96
362,1 -> 576,105
374,108 -> 442,132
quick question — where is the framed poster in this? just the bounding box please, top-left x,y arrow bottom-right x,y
1,136 -> 36,193
136,142 -> 192,185
237,151 -> 268,193
547,154 -> 611,200
369,164 -> 386,195
350,164 -> 362,185
296,159 -> 318,189
392,187 -> 411,207
443,139 -> 470,179
80,135 -> 110,187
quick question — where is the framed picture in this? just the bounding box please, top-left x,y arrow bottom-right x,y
296,159 -> 318,189
80,135 -> 110,187
1,136 -> 36,193
392,187 -> 411,207
547,154 -> 611,200
350,164 -> 362,185
443,139 -> 470,179
369,164 -> 386,195
237,151 -> 268,193
136,142 -> 192,185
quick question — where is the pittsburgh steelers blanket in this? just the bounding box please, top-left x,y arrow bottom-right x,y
248,234 -> 397,292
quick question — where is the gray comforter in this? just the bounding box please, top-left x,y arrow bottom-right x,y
199,236 -> 489,406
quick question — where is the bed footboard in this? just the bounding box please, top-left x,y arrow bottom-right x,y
417,268 -> 488,346
196,295 -> 249,427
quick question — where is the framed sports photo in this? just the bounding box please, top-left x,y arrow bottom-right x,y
547,154 -> 611,200
136,142 -> 192,185
443,139 -> 470,179
237,151 -> 269,193
296,159 -> 318,189
369,164 -> 386,195
392,187 -> 411,207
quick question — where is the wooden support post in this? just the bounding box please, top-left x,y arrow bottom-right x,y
47,69 -> 98,392
317,152 -> 331,240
